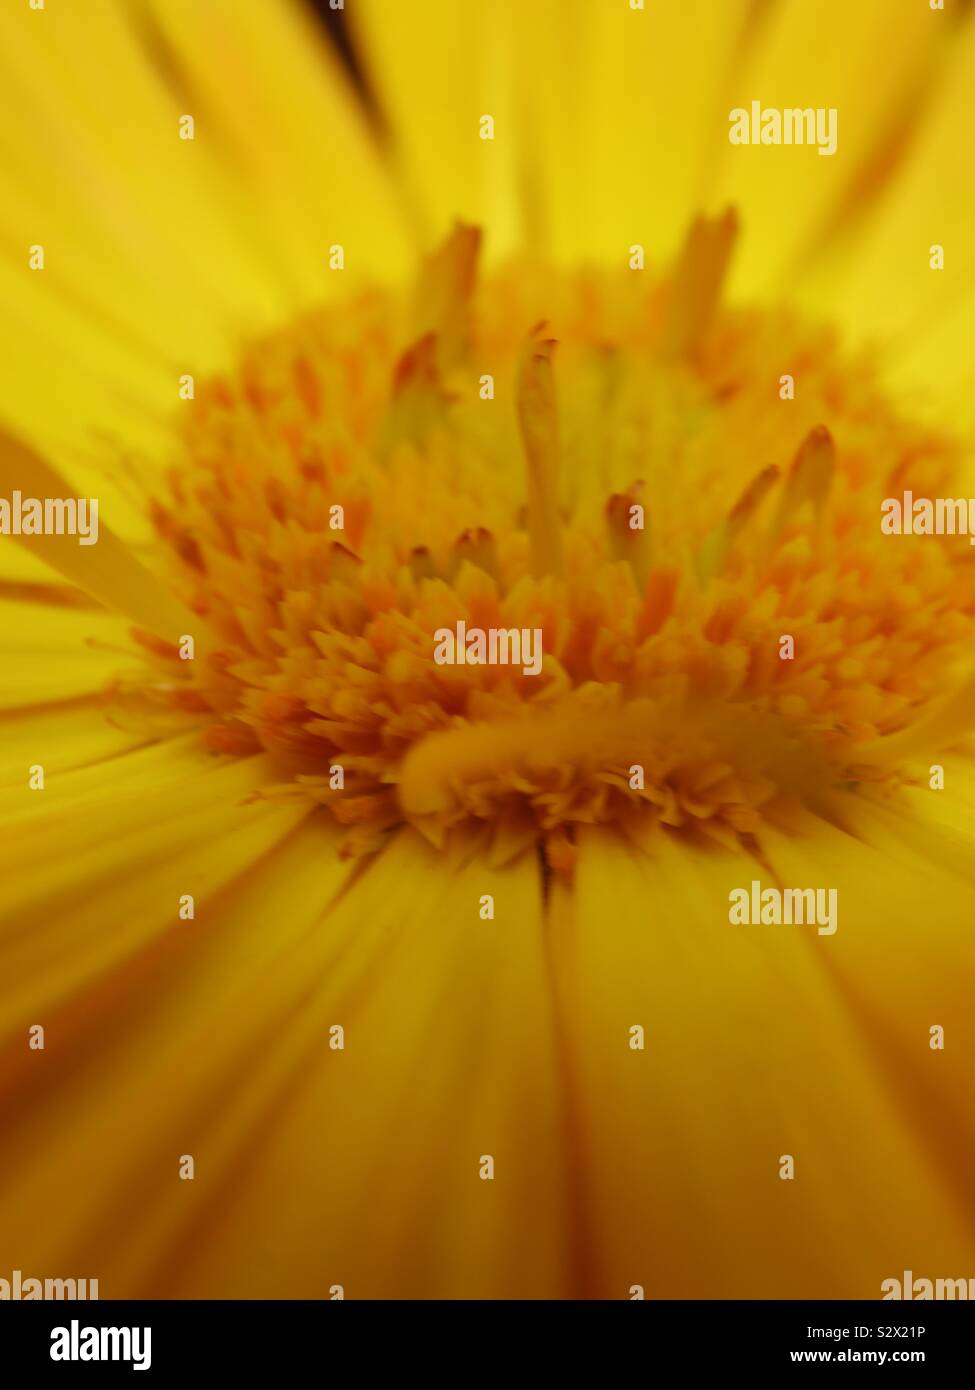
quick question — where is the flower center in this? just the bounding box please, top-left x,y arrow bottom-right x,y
142,218 -> 975,872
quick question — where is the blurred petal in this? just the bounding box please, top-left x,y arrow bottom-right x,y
797,13 -> 975,425
0,0 -> 411,465
550,824 -> 975,1297
351,0 -> 521,256
150,832 -> 572,1298
0,596 -> 137,709
711,0 -> 951,297
0,814 -> 343,1287
0,746 -> 309,1032
0,699 -> 154,790
506,0 -> 754,266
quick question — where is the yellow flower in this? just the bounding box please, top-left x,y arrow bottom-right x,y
1,0 -> 974,1299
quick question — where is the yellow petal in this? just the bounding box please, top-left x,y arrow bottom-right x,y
351,0 -> 520,256
711,0 -> 947,298
0,700 -> 154,791
0,814 -> 341,1285
507,0 -> 753,265
141,832 -> 571,1297
0,431 -> 197,643
796,14 -> 975,426
549,824 -> 975,1297
141,0 -> 412,297
0,746 -> 309,1034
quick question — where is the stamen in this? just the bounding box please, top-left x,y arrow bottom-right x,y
606,483 -> 652,588
409,546 -> 437,582
411,221 -> 482,368
770,425 -> 835,537
450,527 -> 498,580
697,464 -> 780,580
662,207 -> 739,359
729,464 -> 782,534
516,323 -> 563,577
380,331 -> 452,454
